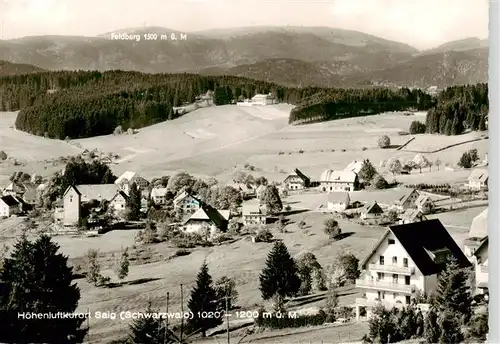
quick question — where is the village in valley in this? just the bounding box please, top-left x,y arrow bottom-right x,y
0,85 -> 490,343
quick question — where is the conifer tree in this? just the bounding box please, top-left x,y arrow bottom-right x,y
438,310 -> 464,344
358,159 -> 377,182
423,308 -> 441,343
129,302 -> 167,344
186,262 -> 222,337
0,235 -> 87,343
259,241 -> 301,301
261,185 -> 283,215
115,247 -> 130,280
435,257 -> 472,323
126,182 -> 142,221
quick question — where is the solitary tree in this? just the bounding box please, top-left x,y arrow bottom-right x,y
115,247 -> 130,280
358,159 -> 377,182
0,235 -> 87,343
259,241 -> 301,302
187,262 -> 222,337
372,174 -> 389,189
261,185 -> 283,215
388,159 -> 402,175
126,182 -> 142,221
435,159 -> 442,171
409,121 -> 426,134
328,251 -> 360,287
324,218 -> 341,239
378,135 -> 391,149
85,248 -> 102,286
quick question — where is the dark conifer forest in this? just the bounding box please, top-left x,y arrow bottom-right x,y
0,70 -> 488,139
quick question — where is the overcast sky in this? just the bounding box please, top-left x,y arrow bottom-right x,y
0,0 -> 489,50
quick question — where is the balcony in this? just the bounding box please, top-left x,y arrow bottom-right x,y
355,297 -> 404,309
368,263 -> 414,275
355,279 -> 416,293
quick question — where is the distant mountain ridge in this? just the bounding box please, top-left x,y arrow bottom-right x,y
0,26 -> 488,88
0,60 -> 45,76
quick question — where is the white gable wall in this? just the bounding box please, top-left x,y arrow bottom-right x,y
358,232 -> 432,306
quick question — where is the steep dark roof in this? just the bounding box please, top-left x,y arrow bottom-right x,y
294,168 -> 310,182
389,219 -> 472,275
0,195 -> 21,207
474,237 -> 488,258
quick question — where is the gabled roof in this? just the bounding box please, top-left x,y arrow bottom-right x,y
174,190 -> 199,204
63,185 -> 82,197
468,208 -> 488,239
474,237 -> 488,259
151,187 -> 168,198
327,192 -> 350,204
398,189 -> 419,205
400,209 -> 426,221
415,194 -> 433,207
320,170 -> 357,183
384,219 -> 471,275
0,195 -> 21,207
362,201 -> 383,214
185,204 -> 229,227
294,168 -> 310,181
344,160 -> 364,174
74,184 -> 119,202
110,190 -> 129,202
115,171 -> 138,184
3,182 -> 24,193
468,168 -> 489,183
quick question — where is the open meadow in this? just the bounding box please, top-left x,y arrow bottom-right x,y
0,105 -> 489,343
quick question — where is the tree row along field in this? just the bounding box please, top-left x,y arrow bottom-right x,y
0,71 -> 488,139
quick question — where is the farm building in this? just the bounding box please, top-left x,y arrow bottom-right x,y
183,205 -> 230,239
398,209 -> 427,224
283,168 -> 311,190
251,93 -> 275,105
320,170 -> 359,192
242,204 -> 267,226
473,237 -> 488,295
115,171 -> 150,195
151,187 -> 169,205
394,189 -> 420,212
0,195 -> 22,217
173,189 -> 201,214
61,184 -> 127,227
360,201 -> 384,220
2,181 -> 37,205
355,219 -> 471,321
228,182 -> 256,199
344,160 -> 364,174
325,192 -> 350,212
463,208 -> 488,259
415,195 -> 435,214
466,168 -> 488,191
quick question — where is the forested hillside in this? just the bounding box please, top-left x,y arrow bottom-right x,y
425,83 -> 488,135
0,71 -> 488,139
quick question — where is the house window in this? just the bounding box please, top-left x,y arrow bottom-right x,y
392,256 -> 397,264
69,196 -> 73,202
406,296 -> 411,304
405,276 -> 411,285
403,258 -> 408,267
377,291 -> 381,300
393,293 -> 399,299
377,272 -> 384,280
379,256 -> 385,265
381,291 -> 386,300
388,239 -> 395,245
392,274 -> 398,284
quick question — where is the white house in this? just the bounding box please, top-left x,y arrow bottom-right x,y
355,219 -> 472,321
326,192 -> 350,212
0,195 -> 22,217
320,170 -> 359,192
466,169 -> 489,191
251,93 -> 275,105
151,187 -> 169,205
463,208 -> 488,259
242,204 -> 267,226
398,209 -> 427,224
115,171 -> 150,195
183,205 -> 230,239
173,189 -> 201,214
283,169 -> 311,191
360,201 -> 384,220
395,189 -> 420,212
473,237 -> 488,295
415,195 -> 435,214
61,184 -> 124,227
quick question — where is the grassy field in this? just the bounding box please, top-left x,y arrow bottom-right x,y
0,107 -> 489,343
